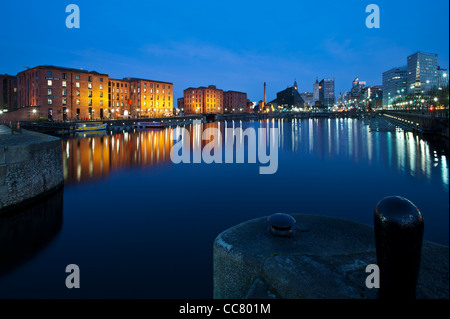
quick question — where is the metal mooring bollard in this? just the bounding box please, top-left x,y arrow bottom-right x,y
374,196 -> 424,299
267,213 -> 296,237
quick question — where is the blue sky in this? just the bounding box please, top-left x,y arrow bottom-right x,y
0,0 -> 448,102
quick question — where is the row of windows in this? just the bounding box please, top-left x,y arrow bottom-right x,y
47,79 -> 105,90
46,99 -> 171,107
48,98 -> 103,106
47,89 -> 105,98
47,71 -> 104,82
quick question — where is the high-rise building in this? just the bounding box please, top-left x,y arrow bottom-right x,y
407,51 -> 438,95
349,77 -> 366,105
319,78 -> 335,107
223,90 -> 247,114
183,85 -> 223,115
313,78 -> 320,104
0,74 -> 18,112
300,92 -> 314,107
437,67 -> 448,89
382,66 -> 407,108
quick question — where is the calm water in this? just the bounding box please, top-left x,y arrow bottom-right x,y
0,118 -> 448,298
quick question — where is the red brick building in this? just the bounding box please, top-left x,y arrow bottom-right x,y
0,74 -> 18,112
126,78 -> 173,118
184,85 -> 223,115
17,65 -> 109,120
223,90 -> 247,114
10,65 -> 173,121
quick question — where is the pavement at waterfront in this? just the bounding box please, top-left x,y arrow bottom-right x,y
0,125 -> 60,147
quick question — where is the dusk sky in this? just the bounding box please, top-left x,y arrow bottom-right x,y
0,0 -> 448,102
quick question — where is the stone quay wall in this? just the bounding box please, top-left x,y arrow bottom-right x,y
0,127 -> 63,212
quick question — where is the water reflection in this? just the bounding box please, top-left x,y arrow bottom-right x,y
0,188 -> 64,276
276,118 -> 448,190
62,119 -> 449,190
63,129 -> 174,185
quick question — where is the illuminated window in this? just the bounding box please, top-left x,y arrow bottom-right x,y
62,81 -> 67,87
76,82 -> 80,88
76,91 -> 80,96
48,80 -> 52,86
76,99 -> 80,105
89,99 -> 92,106
88,83 -> 92,89
48,89 -> 52,96
48,98 -> 52,105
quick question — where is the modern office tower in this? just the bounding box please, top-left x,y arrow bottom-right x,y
300,92 -> 314,107
183,85 -> 223,115
349,77 -> 366,105
319,78 -> 335,107
407,51 -> 438,95
382,66 -> 408,108
437,67 -> 448,89
313,78 -> 320,104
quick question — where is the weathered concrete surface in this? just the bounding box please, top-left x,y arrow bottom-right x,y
213,214 -> 449,299
0,125 -> 63,212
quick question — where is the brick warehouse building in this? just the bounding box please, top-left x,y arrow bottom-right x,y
10,65 -> 173,121
223,90 -> 247,114
0,74 -> 18,112
183,85 -> 223,115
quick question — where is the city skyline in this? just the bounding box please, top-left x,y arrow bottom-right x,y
0,0 -> 448,102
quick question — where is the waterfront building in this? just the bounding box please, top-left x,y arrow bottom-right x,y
17,65 -> 109,121
407,51 -> 438,95
319,78 -> 335,107
177,97 -> 185,114
437,67 -> 448,89
362,86 -> 383,109
183,85 -> 223,115
382,66 -> 408,108
11,65 -> 173,121
348,77 -> 366,106
125,77 -> 173,118
223,90 -> 247,114
313,78 -> 320,104
273,80 -> 305,110
108,78 -> 131,119
300,92 -> 314,108
0,74 -> 18,112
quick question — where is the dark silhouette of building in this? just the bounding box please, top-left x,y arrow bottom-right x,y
275,80 -> 305,110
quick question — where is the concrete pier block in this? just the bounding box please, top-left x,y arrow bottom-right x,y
213,214 -> 449,299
